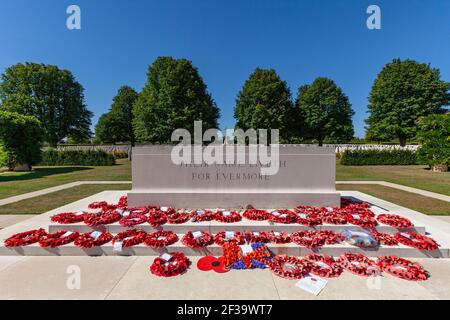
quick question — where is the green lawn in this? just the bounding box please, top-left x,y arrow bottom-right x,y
0,184 -> 131,215
336,163 -> 450,196
0,159 -> 131,200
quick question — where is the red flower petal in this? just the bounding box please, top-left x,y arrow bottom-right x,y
197,256 -> 216,271
212,257 -> 229,273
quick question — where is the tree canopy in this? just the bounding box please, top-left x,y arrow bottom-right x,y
0,111 -> 43,170
0,62 -> 93,147
95,85 -> 138,145
366,59 -> 450,146
133,57 -> 219,143
234,68 -> 295,142
416,113 -> 450,168
295,77 -> 354,145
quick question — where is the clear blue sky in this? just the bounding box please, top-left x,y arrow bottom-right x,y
1,0 -> 449,138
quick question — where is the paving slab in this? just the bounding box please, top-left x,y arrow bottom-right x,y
416,258 -> 450,299
272,270 -> 438,300
106,257 -> 279,300
0,215 -> 35,229
0,256 -> 137,300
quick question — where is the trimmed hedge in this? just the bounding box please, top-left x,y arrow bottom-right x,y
40,149 -> 115,166
340,149 -> 418,166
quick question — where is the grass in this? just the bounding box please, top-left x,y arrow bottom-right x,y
336,162 -> 450,196
0,158 -> 131,200
336,184 -> 450,216
0,184 -> 131,215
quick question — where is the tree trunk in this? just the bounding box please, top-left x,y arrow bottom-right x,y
318,140 -> 323,147
399,136 -> 407,147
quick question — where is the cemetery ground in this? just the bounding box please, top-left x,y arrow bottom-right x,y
0,159 -> 448,218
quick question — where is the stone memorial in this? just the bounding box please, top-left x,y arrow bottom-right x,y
127,145 -> 340,209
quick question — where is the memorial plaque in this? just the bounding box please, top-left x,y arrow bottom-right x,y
127,145 -> 340,208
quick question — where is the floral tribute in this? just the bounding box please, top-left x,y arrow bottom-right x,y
214,210 -> 242,223
343,212 -> 378,229
84,211 -> 122,226
150,252 -> 190,277
181,231 -> 214,248
117,196 -> 128,208
336,253 -> 380,277
51,211 -> 88,224
222,242 -> 272,270
320,230 -> 345,245
74,230 -> 113,248
243,209 -> 269,221
371,231 -> 398,246
119,213 -> 147,227
190,209 -> 216,222
197,256 -> 229,273
39,230 -> 79,248
267,231 -> 291,244
167,211 -> 192,224
294,206 -> 322,226
112,229 -> 146,248
268,210 -> 296,224
147,209 -> 168,227
4,228 -> 47,247
214,231 -> 245,246
305,253 -> 343,278
377,214 -> 414,229
291,230 -> 328,248
394,232 -> 439,251
377,256 -> 429,281
145,231 -> 178,249
244,231 -> 270,243
268,255 -> 312,280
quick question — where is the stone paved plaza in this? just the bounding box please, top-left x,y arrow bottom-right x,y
0,190 -> 449,299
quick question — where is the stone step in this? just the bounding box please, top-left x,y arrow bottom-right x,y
48,220 -> 426,235
1,237 -> 447,258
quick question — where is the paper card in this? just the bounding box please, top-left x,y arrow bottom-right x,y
160,206 -> 169,212
223,211 -> 231,216
240,244 -> 253,255
196,210 -> 205,216
225,231 -> 235,239
122,211 -> 130,217
116,208 -> 124,215
62,231 -> 73,238
113,241 -> 123,252
352,214 -> 361,220
253,232 -> 260,236
325,207 -> 333,212
273,232 -> 280,237
90,231 -> 102,239
400,232 -> 412,239
192,231 -> 203,239
161,253 -> 172,262
295,274 -> 328,296
272,211 -> 280,216
298,214 -> 308,219
74,211 -> 85,216
279,214 -> 287,218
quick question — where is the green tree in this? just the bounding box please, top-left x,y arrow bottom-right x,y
234,68 -> 295,142
295,77 -> 354,146
416,113 -> 450,171
0,111 -> 43,170
95,86 -> 138,145
366,59 -> 449,146
133,57 -> 219,143
0,62 -> 93,147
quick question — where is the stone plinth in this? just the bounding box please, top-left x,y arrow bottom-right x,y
127,145 -> 340,208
